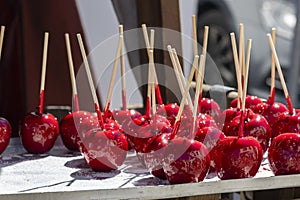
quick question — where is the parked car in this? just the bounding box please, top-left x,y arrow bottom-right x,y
193,0 -> 297,105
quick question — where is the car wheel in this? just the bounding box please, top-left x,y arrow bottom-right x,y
197,10 -> 236,87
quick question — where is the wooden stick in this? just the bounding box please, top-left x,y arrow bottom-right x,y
199,26 -> 209,99
38,32 -> 49,114
119,25 -> 127,110
141,25 -> 163,105
230,33 -> 243,109
267,34 -> 294,114
172,48 -> 193,108
145,50 -> 154,118
192,15 -> 198,56
239,23 -> 245,81
0,26 -> 5,60
168,45 -> 186,103
65,33 -> 80,111
174,55 -> 199,125
192,15 -> 198,82
242,39 -> 252,111
268,28 -> 277,104
77,33 -> 104,128
193,54 -> 204,121
142,24 -> 151,55
104,34 -> 123,112
149,29 -> 163,105
150,50 -> 157,114
150,29 -> 155,50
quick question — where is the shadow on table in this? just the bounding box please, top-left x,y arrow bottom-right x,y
70,168 -> 121,180
132,177 -> 169,186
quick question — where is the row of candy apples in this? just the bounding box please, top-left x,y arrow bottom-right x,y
0,22 -> 299,185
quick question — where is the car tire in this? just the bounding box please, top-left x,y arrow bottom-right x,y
197,10 -> 236,87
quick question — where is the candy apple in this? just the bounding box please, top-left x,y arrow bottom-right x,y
213,136 -> 263,179
60,111 -> 98,151
0,117 -> 11,154
163,137 -> 210,184
268,133 -> 300,175
21,112 -> 59,154
81,128 -> 128,171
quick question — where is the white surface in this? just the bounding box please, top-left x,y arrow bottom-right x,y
1,139 -> 300,200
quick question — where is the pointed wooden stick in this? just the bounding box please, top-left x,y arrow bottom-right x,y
104,34 -> 123,113
174,55 -> 199,125
38,32 -> 49,114
150,29 -> 155,50
198,26 -> 209,100
242,39 -> 252,110
77,33 -> 104,128
168,45 -> 187,104
193,54 -> 204,124
0,26 -> 5,60
141,25 -> 163,105
192,15 -> 198,57
238,39 -> 252,139
268,28 -> 276,104
172,48 -> 193,108
119,25 -> 127,110
65,33 -> 80,111
230,33 -> 243,109
145,50 -> 154,118
267,34 -> 294,114
192,15 -> 198,82
239,23 -> 245,83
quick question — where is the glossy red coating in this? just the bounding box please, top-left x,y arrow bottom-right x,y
268,133 -> 300,175
143,131 -> 175,179
253,101 -> 288,132
272,112 -> 300,138
81,128 -> 128,171
230,95 -> 262,110
20,112 -> 59,154
60,111 -> 99,151
0,117 -> 11,154
156,103 -> 179,126
213,136 -> 263,180
198,98 -> 222,123
224,110 -> 271,152
129,114 -> 172,153
163,137 -> 210,184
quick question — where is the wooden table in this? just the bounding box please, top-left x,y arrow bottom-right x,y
1,138 -> 300,200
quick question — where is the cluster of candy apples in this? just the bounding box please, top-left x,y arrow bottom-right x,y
15,23 -> 300,187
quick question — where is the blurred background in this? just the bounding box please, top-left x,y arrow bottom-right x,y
0,0 -> 298,136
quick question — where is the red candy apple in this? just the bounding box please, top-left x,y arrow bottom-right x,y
21,112 -> 59,154
253,101 -> 288,132
224,111 -> 271,152
272,111 -> 300,138
162,137 -> 210,184
20,32 -> 59,154
156,103 -> 179,126
230,95 -> 262,110
213,34 -> 263,180
60,111 -> 99,151
268,133 -> 300,175
0,117 -> 11,154
198,98 -> 222,122
143,131 -> 174,179
213,136 -> 263,179
81,128 -> 128,171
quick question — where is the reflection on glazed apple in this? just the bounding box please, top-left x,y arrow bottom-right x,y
20,112 -> 59,154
